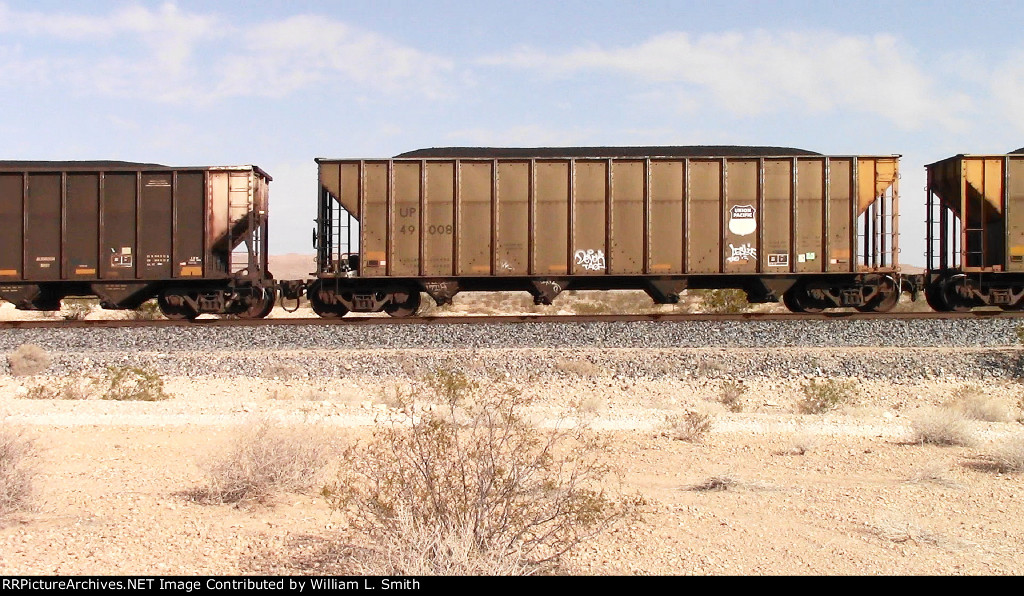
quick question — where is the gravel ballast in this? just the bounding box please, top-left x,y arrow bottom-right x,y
1,318 -> 1021,381
0,317 -> 1019,352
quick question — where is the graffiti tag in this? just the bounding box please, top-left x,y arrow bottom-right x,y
574,249 -> 607,271
726,243 -> 757,263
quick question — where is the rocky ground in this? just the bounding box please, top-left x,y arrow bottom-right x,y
1,291 -> 1023,575
0,340 -> 1023,575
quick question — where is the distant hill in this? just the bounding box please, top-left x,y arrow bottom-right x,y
268,254 -> 316,280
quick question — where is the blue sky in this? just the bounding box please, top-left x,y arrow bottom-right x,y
2,1 -> 1023,265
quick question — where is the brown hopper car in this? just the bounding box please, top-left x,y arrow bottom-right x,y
0,161 -> 274,319
309,147 -> 902,316
925,151 -> 1024,310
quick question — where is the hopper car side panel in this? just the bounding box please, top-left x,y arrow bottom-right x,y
0,163 -> 274,318
66,174 -> 100,279
312,152 -> 901,316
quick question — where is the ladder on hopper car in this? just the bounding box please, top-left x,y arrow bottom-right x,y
226,170 -> 266,280
927,184 -> 960,270
926,186 -> 987,271
857,185 -> 898,269
318,185 -> 358,275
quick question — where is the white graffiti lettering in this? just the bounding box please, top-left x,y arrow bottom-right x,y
541,281 -> 562,294
726,243 -> 758,263
574,249 -> 607,271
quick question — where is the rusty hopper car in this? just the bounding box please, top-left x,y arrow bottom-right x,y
0,161 -> 275,319
925,149 -> 1024,311
309,147 -> 901,316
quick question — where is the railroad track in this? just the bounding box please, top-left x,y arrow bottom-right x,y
0,309 -> 1019,330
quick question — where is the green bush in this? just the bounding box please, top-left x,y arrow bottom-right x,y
100,365 -> 170,401
693,289 -> 749,314
22,377 -> 94,400
60,298 -> 98,321
125,300 -> 164,321
797,378 -> 856,414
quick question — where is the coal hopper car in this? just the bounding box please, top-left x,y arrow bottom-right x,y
0,161 -> 275,319
925,149 -> 1024,311
307,146 -> 902,316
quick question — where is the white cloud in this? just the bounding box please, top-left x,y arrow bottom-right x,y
482,31 -> 972,131
990,51 -> 1024,134
0,3 -> 452,103
0,2 -> 215,41
0,2 -> 217,91
0,46 -> 48,84
212,15 -> 453,100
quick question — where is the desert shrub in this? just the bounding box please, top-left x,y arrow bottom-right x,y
693,289 -> 749,314
7,344 -> 51,377
261,363 -> 302,380
125,300 -> 164,321
577,394 -> 607,415
796,378 -> 856,414
905,463 -> 962,488
323,369 -> 638,575
553,358 -> 605,377
100,365 -> 170,401
908,407 -> 974,446
564,291 -> 652,315
779,433 -> 817,456
60,298 -> 96,321
423,367 -> 476,404
453,292 -> 535,315
948,385 -> 1013,422
0,427 -> 37,515
22,377 -> 95,400
696,359 -> 726,377
21,385 -> 50,400
869,514 -> 942,546
663,411 -> 713,443
267,386 -> 330,401
414,295 -> 452,316
686,475 -> 739,492
19,369 -> 163,402
192,418 -> 332,504
351,510 -> 526,575
373,383 -> 412,409
987,435 -> 1024,472
570,301 -> 611,315
718,380 -> 746,412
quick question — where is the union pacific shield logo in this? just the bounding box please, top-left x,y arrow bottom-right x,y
728,205 -> 756,236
